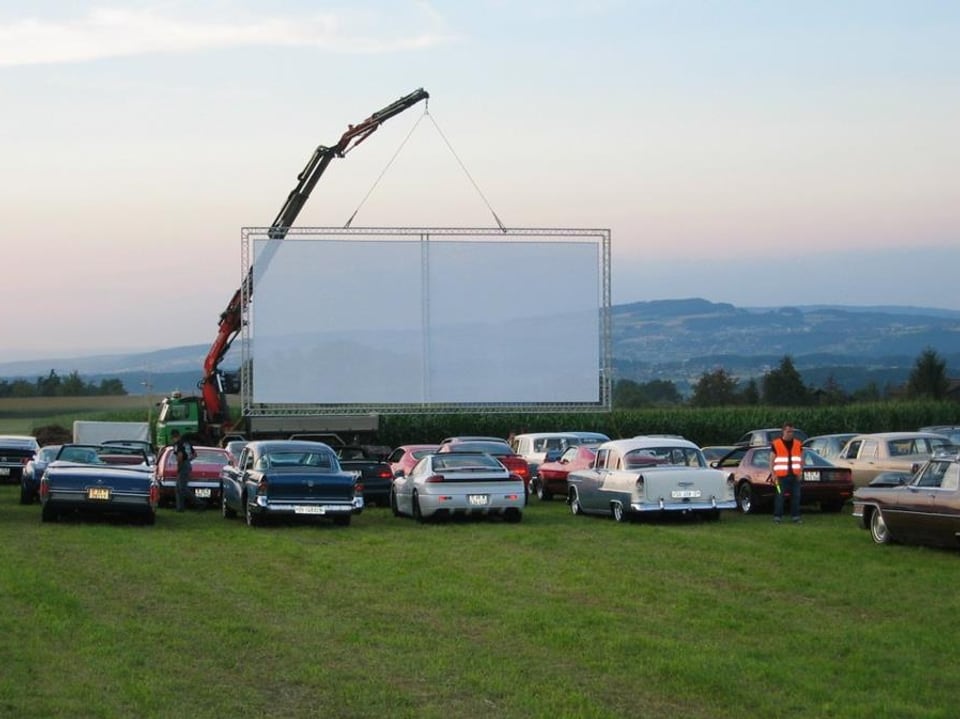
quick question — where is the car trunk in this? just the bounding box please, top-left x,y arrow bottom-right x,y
266,470 -> 357,502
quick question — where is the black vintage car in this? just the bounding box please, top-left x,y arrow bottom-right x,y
852,449 -> 960,548
220,440 -> 363,527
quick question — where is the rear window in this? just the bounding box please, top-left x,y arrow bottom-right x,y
624,446 -> 705,468
433,454 -> 502,471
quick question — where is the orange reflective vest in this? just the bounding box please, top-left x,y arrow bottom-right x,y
771,437 -> 803,478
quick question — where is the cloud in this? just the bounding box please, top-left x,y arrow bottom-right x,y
0,5 -> 456,67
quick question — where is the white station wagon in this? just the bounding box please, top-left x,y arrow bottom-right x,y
566,436 -> 736,521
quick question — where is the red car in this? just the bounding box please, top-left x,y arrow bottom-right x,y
712,445 -> 853,514
535,445 -> 597,501
386,444 -> 441,478
436,440 -> 531,499
155,445 -> 232,508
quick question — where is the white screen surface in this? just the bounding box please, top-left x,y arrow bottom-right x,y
249,233 -> 602,405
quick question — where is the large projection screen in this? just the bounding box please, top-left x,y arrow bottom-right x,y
239,227 -> 611,414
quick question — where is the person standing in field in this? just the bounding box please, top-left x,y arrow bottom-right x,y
769,422 -> 803,524
171,429 -> 195,513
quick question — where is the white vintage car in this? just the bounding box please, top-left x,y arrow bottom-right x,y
566,436 -> 736,521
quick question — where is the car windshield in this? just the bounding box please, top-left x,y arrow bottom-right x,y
38,446 -> 60,462
262,451 -> 334,469
194,449 -> 229,465
433,454 -> 502,471
801,449 -> 833,467
624,447 -> 705,468
444,441 -> 511,455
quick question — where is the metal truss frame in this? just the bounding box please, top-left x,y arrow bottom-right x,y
239,226 -> 612,415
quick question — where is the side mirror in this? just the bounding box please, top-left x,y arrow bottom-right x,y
394,469 -> 405,478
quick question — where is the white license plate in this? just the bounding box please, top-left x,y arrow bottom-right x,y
803,471 -> 820,482
0,468 -> 10,476
295,505 -> 324,514
87,487 -> 111,501
671,489 -> 701,499
468,494 -> 489,506
194,488 -> 212,498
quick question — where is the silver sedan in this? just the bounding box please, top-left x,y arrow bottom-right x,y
391,452 -> 525,523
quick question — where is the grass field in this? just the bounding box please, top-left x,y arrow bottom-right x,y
1,487 -> 955,719
0,396 -> 152,434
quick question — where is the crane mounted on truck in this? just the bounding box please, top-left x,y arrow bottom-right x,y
156,88 -> 430,448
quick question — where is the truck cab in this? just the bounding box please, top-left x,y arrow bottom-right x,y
155,392 -> 204,447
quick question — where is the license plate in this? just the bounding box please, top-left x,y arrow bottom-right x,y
0,468 -> 10,476
194,488 -> 212,498
87,487 -> 111,501
295,505 -> 324,514
803,471 -> 820,482
468,494 -> 489,506
671,489 -> 701,499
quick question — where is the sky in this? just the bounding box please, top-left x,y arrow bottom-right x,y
2,1 -> 958,361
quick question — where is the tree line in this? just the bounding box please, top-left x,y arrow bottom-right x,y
0,370 -> 126,398
614,348 -> 953,408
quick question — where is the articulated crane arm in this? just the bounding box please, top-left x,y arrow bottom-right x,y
200,88 -> 430,431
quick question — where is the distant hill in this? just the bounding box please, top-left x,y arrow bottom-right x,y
3,299 -> 960,396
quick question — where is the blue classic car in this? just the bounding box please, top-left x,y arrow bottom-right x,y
20,444 -> 61,504
220,440 -> 363,527
39,448 -> 159,524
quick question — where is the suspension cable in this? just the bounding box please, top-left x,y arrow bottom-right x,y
344,102 -> 507,232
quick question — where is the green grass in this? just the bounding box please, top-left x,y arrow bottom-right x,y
0,488 -> 956,719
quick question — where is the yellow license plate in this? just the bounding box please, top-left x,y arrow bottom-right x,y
87,487 -> 111,501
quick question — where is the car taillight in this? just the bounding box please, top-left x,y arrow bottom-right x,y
426,474 -> 444,483
635,476 -> 644,493
256,477 -> 268,495
39,476 -> 49,499
377,468 -> 392,479
149,484 -> 160,504
355,481 -> 364,495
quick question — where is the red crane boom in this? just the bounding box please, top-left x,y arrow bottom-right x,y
200,88 -> 430,434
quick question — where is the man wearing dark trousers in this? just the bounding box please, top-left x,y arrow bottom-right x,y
770,423 -> 803,524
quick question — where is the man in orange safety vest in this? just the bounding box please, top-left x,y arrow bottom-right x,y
769,423 -> 803,524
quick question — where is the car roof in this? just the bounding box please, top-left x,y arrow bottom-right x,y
847,431 -> 951,440
511,432 -> 582,440
599,437 -> 700,453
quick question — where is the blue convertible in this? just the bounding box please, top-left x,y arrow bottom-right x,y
39,444 -> 159,524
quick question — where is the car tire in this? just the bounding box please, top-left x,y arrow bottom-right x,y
143,509 -> 156,526
503,508 -> 522,523
612,501 -> 626,523
221,491 -> 236,519
390,490 -> 400,517
412,491 -> 426,524
41,505 -> 57,523
19,484 -> 32,505
569,489 -> 583,516
736,481 -> 756,515
333,515 -> 352,527
820,500 -> 845,513
536,481 -> 552,501
870,508 -> 893,544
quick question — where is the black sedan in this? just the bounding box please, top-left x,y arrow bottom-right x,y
852,449 -> 960,548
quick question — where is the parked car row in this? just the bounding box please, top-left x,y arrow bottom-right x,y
12,427 -> 960,552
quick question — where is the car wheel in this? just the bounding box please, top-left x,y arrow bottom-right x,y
221,491 -> 237,519
870,508 -> 892,544
537,481 -> 552,501
820,500 -> 845,513
412,491 -> 426,523
19,484 -> 32,505
41,505 -> 57,523
736,481 -> 755,514
612,502 -> 626,523
333,514 -> 352,527
390,490 -> 400,517
503,508 -> 522,523
569,489 -> 583,516
143,509 -> 156,526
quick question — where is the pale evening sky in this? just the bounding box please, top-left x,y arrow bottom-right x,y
2,1 -> 958,360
